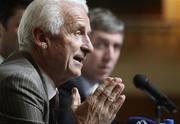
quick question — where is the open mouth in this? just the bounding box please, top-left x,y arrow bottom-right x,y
73,55 -> 84,63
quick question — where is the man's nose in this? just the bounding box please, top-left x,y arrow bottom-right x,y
81,35 -> 94,54
104,46 -> 114,60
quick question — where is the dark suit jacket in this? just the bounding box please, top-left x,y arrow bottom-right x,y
0,52 -> 49,124
57,80 -> 78,124
57,77 -> 118,124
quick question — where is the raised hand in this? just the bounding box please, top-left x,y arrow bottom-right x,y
71,77 -> 126,124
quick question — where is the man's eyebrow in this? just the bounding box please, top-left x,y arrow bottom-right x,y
96,37 -> 108,42
72,23 -> 84,31
75,22 -> 91,33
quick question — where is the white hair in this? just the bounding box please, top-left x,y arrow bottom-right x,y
18,0 -> 88,51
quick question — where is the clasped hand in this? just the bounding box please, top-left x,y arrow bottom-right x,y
71,77 -> 125,124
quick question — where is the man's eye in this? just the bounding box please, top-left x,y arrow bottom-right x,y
75,30 -> 82,36
94,43 -> 106,49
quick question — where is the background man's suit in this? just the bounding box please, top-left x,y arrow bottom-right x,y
0,52 -> 49,124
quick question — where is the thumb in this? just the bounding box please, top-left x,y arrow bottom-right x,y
71,87 -> 81,110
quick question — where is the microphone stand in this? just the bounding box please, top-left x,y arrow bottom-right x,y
155,103 -> 162,124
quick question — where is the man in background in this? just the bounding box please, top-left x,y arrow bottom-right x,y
58,8 -> 125,124
0,0 -> 33,63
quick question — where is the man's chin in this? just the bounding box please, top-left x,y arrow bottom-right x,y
71,69 -> 81,78
98,74 -> 110,81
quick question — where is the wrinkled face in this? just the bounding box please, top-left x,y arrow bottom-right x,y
1,8 -> 24,58
46,6 -> 93,80
82,31 -> 123,81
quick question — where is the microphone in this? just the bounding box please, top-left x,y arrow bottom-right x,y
133,74 -> 177,113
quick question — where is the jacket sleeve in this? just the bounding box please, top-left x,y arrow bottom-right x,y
0,74 -> 46,124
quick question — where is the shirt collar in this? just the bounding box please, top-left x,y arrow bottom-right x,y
73,76 -> 99,97
0,54 -> 4,63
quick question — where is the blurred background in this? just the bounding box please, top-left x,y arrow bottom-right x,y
87,0 -> 180,123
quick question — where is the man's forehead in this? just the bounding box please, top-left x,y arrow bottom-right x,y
63,6 -> 90,28
92,31 -> 123,43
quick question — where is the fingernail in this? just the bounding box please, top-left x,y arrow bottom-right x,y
120,83 -> 125,90
120,95 -> 126,100
72,88 -> 76,94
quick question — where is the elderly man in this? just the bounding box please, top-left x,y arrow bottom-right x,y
58,8 -> 125,124
0,0 -> 33,63
0,0 -> 125,124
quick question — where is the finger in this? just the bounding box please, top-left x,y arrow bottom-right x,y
100,77 -> 124,104
92,77 -> 111,98
105,77 -> 124,106
113,77 -> 124,85
104,82 -> 124,107
87,78 -> 113,112
109,94 -> 126,117
71,87 -> 81,111
98,79 -> 117,104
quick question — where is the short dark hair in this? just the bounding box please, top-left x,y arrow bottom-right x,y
0,0 -> 33,28
88,8 -> 124,33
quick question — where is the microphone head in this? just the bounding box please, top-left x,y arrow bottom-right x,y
133,74 -> 178,113
133,74 -> 149,89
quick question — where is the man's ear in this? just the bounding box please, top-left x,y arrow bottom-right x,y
32,28 -> 48,49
